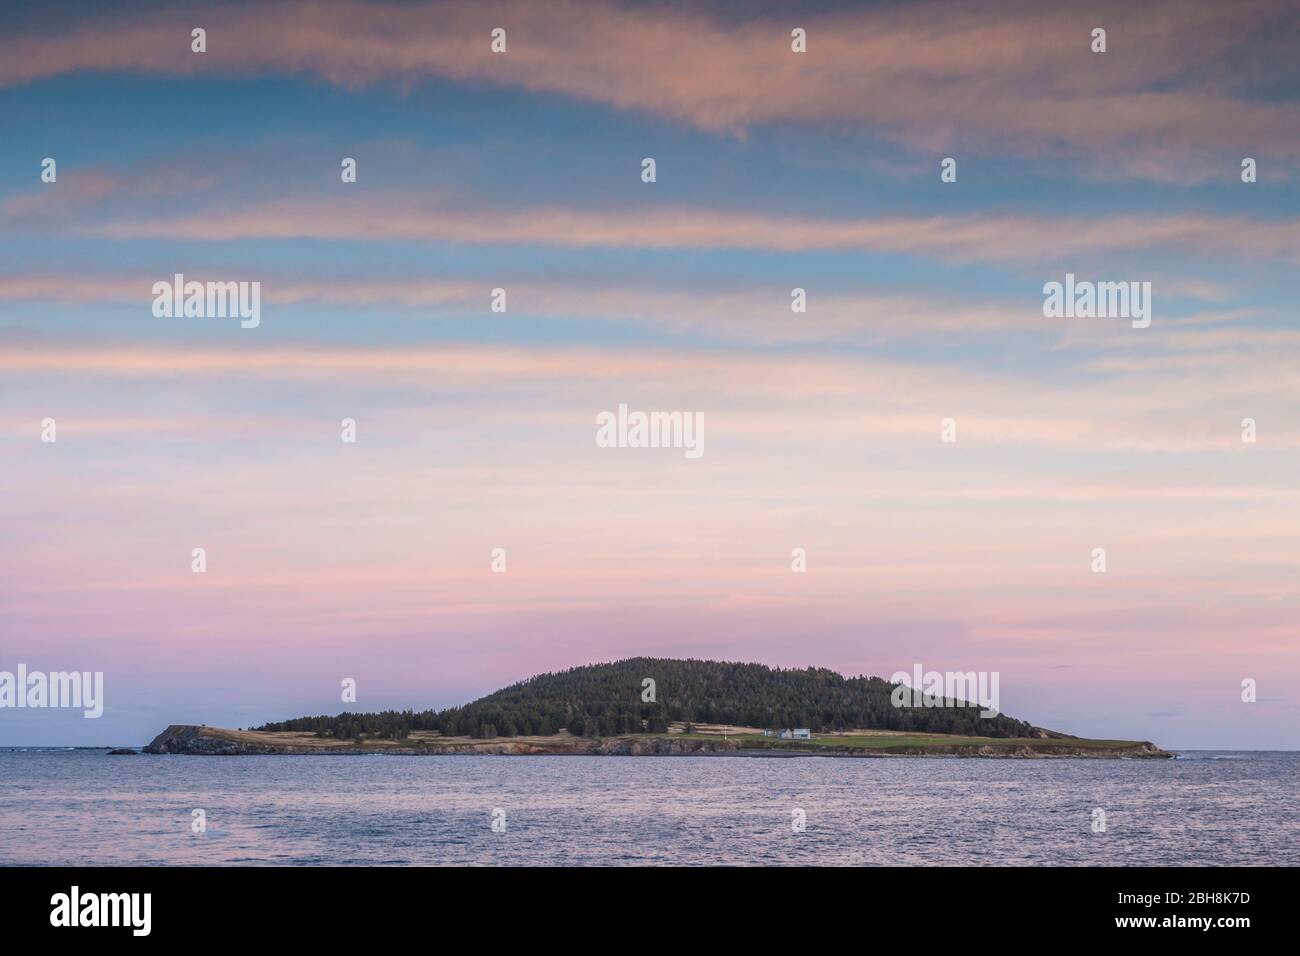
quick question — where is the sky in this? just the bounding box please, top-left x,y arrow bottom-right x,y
1,0 -> 1298,749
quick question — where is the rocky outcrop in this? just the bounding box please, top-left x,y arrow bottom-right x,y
589,736 -> 740,756
144,725 -> 295,755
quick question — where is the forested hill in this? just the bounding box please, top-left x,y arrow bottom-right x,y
255,657 -> 1042,740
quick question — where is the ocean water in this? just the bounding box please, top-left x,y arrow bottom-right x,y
0,750 -> 1295,866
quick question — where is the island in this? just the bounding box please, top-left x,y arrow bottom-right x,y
143,657 -> 1171,758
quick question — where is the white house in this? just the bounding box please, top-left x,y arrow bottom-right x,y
771,728 -> 812,740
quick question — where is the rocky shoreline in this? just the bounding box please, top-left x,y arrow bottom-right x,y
142,724 -> 1172,758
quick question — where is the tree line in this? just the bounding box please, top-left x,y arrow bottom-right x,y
254,657 -> 1039,740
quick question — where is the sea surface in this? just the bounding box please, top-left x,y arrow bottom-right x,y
0,750 -> 1295,866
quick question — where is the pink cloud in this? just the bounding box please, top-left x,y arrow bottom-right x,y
1,1 -> 1296,175
18,195 -> 1294,265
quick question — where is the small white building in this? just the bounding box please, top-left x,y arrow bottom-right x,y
772,728 -> 812,740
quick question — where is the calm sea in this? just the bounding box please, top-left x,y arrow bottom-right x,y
0,750 -> 1295,866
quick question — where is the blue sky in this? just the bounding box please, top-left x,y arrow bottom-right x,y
2,0 -> 1298,748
